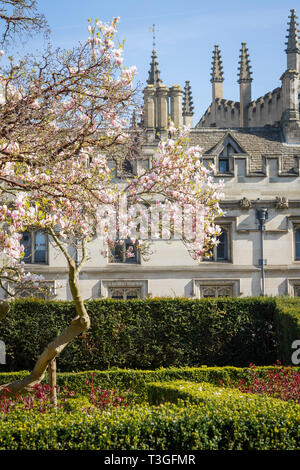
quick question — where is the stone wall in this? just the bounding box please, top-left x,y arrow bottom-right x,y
198,88 -> 283,129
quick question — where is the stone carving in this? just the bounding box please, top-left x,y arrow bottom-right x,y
109,287 -> 141,300
275,196 -> 289,209
239,197 -> 252,209
201,285 -> 233,298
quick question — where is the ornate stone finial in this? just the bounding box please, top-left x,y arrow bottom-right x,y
238,43 -> 253,83
131,109 -> 137,129
285,9 -> 300,54
182,81 -> 194,116
147,49 -> 162,87
211,45 -> 224,83
239,197 -> 252,210
275,196 -> 289,209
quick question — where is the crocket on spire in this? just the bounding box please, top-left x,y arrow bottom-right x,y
238,42 -> 253,83
211,45 -> 224,83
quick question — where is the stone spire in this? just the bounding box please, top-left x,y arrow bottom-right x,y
211,45 -> 224,103
182,81 -> 194,127
238,43 -> 252,128
182,81 -> 194,115
285,9 -> 300,72
147,49 -> 162,87
286,9 -> 300,53
238,43 -> 252,83
211,45 -> 224,83
130,109 -> 137,128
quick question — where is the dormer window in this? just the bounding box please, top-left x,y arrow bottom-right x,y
219,157 -> 229,173
215,133 -> 245,174
221,143 -> 235,157
218,142 -> 235,173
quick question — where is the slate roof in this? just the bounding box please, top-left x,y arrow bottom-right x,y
188,127 -> 300,173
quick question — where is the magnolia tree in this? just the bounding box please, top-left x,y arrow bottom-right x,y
0,16 -> 224,399
0,0 -> 48,45
0,16 -> 137,293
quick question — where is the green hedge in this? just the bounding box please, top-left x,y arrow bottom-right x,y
2,366 -> 298,400
0,382 -> 299,450
274,298 -> 300,364
0,297 -> 279,371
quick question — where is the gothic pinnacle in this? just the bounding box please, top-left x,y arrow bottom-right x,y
182,81 -> 194,116
211,45 -> 224,83
147,49 -> 162,86
285,9 -> 300,53
238,42 -> 253,83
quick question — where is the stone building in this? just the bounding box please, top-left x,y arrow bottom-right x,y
11,9 -> 300,300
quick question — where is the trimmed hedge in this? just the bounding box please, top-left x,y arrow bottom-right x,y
0,381 -> 299,450
274,298 -> 300,364
1,366 -> 298,400
0,297 -> 280,371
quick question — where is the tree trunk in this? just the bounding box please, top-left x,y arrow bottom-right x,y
0,259 -> 90,397
48,358 -> 57,407
0,300 -> 10,321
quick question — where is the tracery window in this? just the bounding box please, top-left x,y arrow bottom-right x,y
201,285 -> 233,298
108,287 -> 142,300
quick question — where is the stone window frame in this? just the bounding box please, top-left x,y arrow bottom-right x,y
4,280 -> 56,299
113,157 -> 137,178
108,287 -> 142,300
108,239 -> 141,265
192,279 -> 240,299
202,223 -> 232,263
99,279 -> 149,299
293,225 -> 300,261
20,230 -> 49,265
215,134 -> 245,176
286,279 -> 300,297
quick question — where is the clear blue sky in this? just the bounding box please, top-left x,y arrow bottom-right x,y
18,1 -> 297,123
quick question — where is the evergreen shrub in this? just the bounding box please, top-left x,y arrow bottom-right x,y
0,296 -> 299,370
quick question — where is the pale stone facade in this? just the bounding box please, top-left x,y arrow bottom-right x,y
7,9 -> 300,301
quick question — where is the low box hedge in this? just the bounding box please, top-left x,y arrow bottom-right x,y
1,366 -> 299,400
0,380 -> 299,450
